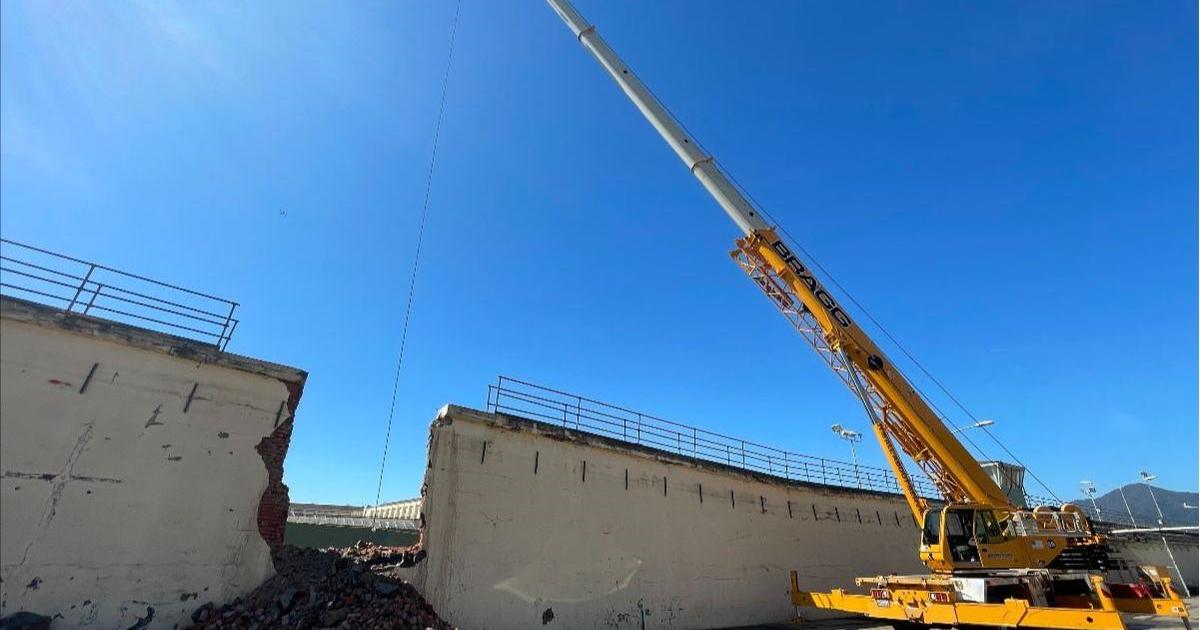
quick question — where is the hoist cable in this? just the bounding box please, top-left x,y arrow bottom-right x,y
721,166 -> 1062,504
629,66 -> 1005,485
372,0 -> 462,525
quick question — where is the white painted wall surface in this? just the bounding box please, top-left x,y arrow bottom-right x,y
1109,537 -> 1199,591
405,405 -> 925,630
0,302 -> 303,628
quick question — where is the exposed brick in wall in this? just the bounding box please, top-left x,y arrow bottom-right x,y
255,379 -> 305,551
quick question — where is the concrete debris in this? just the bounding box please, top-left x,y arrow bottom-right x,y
187,542 -> 448,629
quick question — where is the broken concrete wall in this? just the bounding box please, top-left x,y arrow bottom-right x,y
0,297 -> 306,628
1108,535 -> 1199,592
403,405 -> 925,629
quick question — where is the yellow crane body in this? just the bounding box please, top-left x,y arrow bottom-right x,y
790,569 -> 1190,629
543,0 -> 1193,627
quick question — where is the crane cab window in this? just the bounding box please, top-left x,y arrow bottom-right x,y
946,509 -> 980,563
921,509 -> 941,545
974,510 -> 1005,543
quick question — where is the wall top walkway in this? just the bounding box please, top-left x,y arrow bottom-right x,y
484,376 -> 939,499
1,295 -> 305,385
440,403 -> 916,503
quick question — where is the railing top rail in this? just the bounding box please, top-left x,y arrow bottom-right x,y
1,238 -> 238,306
488,375 -> 941,498
496,376 -> 796,457
0,238 -> 241,350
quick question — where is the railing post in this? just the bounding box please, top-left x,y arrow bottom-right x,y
217,302 -> 237,350
623,416 -> 627,440
220,319 -> 238,351
66,264 -> 96,313
575,395 -> 583,430
784,453 -> 790,480
740,440 -> 746,467
821,459 -> 828,485
83,284 -> 103,314
562,402 -> 568,428
636,413 -> 642,444
692,427 -> 698,457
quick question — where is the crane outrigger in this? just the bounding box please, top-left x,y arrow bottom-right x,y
544,1 -> 1191,628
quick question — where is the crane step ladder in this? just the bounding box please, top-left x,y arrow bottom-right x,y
790,566 -> 1192,629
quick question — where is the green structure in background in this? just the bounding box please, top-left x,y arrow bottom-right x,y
284,503 -> 421,549
284,522 -> 419,549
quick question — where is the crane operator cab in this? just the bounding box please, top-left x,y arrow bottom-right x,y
918,504 -> 1105,573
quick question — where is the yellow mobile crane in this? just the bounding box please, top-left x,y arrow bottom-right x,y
544,1 -> 1191,628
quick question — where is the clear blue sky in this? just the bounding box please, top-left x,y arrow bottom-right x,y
2,1 -> 1195,505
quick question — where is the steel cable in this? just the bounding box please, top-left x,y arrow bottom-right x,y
372,0 -> 463,526
627,59 -> 1060,502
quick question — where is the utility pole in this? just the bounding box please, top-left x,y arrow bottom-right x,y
1117,484 -> 1139,527
1137,471 -> 1190,598
831,424 -> 864,489
951,419 -> 995,435
1139,471 -> 1165,525
1080,480 -> 1102,522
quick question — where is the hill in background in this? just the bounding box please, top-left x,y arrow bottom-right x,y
1071,484 -> 1198,526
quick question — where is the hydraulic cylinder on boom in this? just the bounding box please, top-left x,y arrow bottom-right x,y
544,1 -> 1191,628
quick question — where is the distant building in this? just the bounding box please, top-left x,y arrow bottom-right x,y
363,498 -> 422,520
290,503 -> 365,518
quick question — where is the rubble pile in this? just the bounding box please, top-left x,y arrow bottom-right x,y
188,542 -> 448,629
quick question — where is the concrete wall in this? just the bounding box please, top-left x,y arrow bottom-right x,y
403,405 -> 925,630
0,297 -> 306,628
1108,535 -> 1199,592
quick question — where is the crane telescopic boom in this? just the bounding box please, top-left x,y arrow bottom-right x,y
545,0 -> 768,237
544,0 -> 1012,516
541,6 -> 1196,626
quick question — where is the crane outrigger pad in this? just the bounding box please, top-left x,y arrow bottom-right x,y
790,569 -> 1191,630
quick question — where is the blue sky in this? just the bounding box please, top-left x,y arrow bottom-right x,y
2,1 -> 1195,505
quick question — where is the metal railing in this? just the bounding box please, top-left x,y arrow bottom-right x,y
0,238 -> 239,350
287,509 -> 419,531
485,376 -> 942,498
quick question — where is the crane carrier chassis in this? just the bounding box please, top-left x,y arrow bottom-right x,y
791,566 -> 1191,629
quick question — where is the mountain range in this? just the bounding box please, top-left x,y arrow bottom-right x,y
1072,484 -> 1198,527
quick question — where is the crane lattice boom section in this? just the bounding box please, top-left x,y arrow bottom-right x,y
731,237 -> 971,507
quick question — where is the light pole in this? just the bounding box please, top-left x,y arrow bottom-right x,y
1080,480 -> 1102,522
951,419 -> 995,435
1136,471 -> 1190,598
1116,484 -> 1139,528
831,423 -> 863,489
1139,471 -> 1165,526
